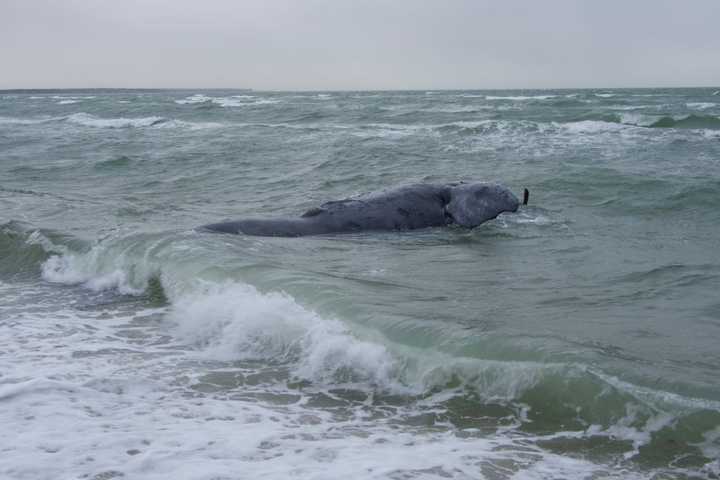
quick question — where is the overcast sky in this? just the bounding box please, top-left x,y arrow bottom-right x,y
2,0 -> 719,90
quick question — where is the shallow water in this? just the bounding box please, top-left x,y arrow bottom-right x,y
1,88 -> 720,479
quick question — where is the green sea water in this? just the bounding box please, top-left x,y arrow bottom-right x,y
1,88 -> 719,479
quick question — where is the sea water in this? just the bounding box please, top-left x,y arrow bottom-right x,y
1,88 -> 719,479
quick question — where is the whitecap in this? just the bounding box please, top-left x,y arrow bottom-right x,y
42,254 -> 145,295
561,120 -> 630,133
486,95 -> 557,100
66,112 -> 167,128
687,102 -> 716,110
175,93 -> 279,107
422,105 -> 488,113
63,112 -> 220,130
170,281 -> 401,388
174,94 -> 212,104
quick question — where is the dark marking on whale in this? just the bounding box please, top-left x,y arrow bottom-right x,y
200,182 -> 524,237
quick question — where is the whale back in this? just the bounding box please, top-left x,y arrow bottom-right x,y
303,184 -> 449,232
445,183 -> 519,228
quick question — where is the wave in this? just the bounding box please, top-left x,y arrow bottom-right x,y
664,179 -> 720,210
0,221 -> 80,278
560,119 -> 632,134
1,112 -> 222,130
687,102 -> 717,110
0,115 -> 61,125
539,170 -> 720,220
420,105 -> 489,113
1,222 -> 713,474
32,229 -> 720,392
647,114 -> 720,130
174,94 -> 213,104
175,94 -> 279,108
94,155 -> 133,170
51,95 -> 95,100
171,281 -> 400,387
561,112 -> 720,131
212,115 -> 720,139
486,95 -> 557,101
66,112 -> 168,128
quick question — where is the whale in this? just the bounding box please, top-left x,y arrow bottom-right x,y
200,182 -> 527,237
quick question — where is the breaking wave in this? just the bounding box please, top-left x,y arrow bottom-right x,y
66,112 -> 168,128
25,229 -> 718,412
1,113 -> 222,130
647,114 -> 720,130
0,214 -> 713,476
486,94 -> 558,101
175,93 -> 280,107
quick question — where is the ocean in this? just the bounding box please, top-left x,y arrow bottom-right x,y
1,88 -> 719,479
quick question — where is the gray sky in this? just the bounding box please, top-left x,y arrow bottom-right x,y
2,0 -> 719,90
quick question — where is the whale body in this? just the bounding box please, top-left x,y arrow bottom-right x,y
200,182 -> 523,237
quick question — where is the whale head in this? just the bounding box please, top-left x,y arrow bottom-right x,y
445,183 -> 520,228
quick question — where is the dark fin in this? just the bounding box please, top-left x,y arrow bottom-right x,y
301,207 -> 326,218
523,188 -> 529,206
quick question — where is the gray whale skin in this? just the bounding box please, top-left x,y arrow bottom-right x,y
200,182 -> 521,237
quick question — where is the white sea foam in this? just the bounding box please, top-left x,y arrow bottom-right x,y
594,93 -> 617,98
174,94 -> 213,104
687,102 -> 716,110
175,94 -> 280,107
561,120 -> 633,134
66,112 -> 167,129
170,281 -> 401,388
352,123 -> 430,139
0,370 -> 623,480
42,254 -> 146,295
218,98 -> 280,107
24,229 -> 70,256
486,95 -> 557,100
51,95 -> 95,100
0,294 -> 672,480
422,105 -> 488,113
57,99 -> 79,104
62,112 -> 221,130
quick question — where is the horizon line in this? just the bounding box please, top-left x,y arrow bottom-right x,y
2,85 -> 720,94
